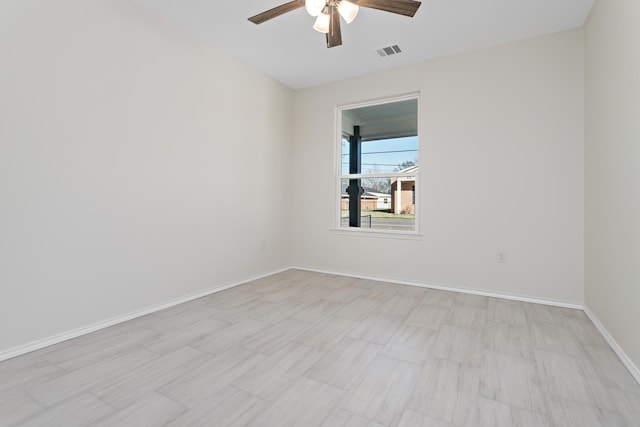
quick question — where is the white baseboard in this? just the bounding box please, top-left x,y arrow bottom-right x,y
295,265 -> 639,385
6,264 -> 638,389
292,265 -> 584,310
0,266 -> 290,362
583,305 -> 640,385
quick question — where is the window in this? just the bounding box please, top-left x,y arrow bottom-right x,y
336,94 -> 419,234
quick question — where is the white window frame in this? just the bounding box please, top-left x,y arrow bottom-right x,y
332,93 -> 421,239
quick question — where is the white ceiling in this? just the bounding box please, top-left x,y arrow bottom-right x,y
133,0 -> 595,89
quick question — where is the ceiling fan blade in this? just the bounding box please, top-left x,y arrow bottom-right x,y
355,0 -> 421,17
326,7 -> 343,48
248,0 -> 304,25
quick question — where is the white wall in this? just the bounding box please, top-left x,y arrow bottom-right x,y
292,30 -> 585,304
585,0 -> 640,371
0,0 -> 293,353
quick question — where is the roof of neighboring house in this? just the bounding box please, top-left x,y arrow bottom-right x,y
341,187 -> 391,199
365,191 -> 391,198
390,165 -> 418,182
396,165 -> 419,174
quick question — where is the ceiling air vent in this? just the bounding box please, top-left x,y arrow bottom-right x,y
376,44 -> 402,58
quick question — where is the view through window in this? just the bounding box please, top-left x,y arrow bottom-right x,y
338,96 -> 419,232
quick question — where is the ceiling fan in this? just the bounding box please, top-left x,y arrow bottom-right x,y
248,0 -> 422,48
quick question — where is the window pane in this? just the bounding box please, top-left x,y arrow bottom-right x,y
341,137 -> 418,175
341,137 -> 350,175
340,178 -> 415,231
361,137 -> 418,174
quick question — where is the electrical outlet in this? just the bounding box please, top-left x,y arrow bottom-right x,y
497,250 -> 507,263
261,240 -> 267,250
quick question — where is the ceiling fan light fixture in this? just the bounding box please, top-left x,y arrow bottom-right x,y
305,0 -> 326,17
337,0 -> 359,24
312,11 -> 330,33
248,0 -> 422,49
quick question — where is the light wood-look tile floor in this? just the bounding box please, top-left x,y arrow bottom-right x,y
2,269 -> 639,426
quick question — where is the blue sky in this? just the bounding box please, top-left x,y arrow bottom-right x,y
342,136 -> 418,174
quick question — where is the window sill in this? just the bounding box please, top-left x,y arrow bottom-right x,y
330,228 -> 423,240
